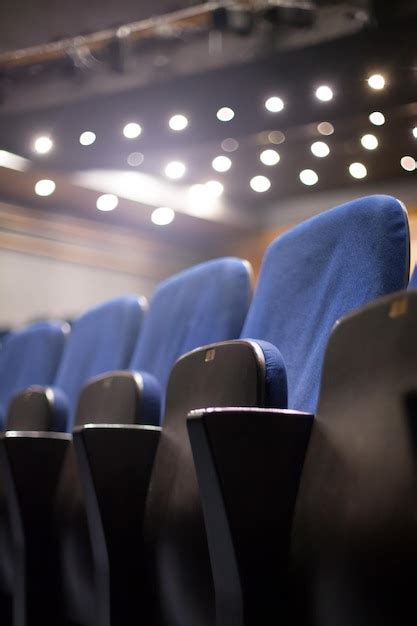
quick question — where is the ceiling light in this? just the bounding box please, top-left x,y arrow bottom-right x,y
96,194 -> 119,211
216,107 -> 235,122
34,179 -> 56,196
212,155 -> 232,173
169,114 -> 188,131
400,156 -> 416,172
311,141 -> 330,158
315,86 -> 333,102
268,130 -> 286,144
369,111 -> 385,126
79,131 -> 96,146
165,161 -> 186,179
412,127 -> 417,139
151,207 -> 175,226
250,175 -> 271,192
317,122 -> 334,135
33,136 -> 53,154
299,169 -> 318,186
265,96 -> 284,113
205,180 -> 224,197
361,134 -> 378,150
349,162 -> 367,179
123,122 -> 142,139
221,138 -> 239,152
260,149 -> 280,166
367,74 -> 385,90
127,152 -> 144,166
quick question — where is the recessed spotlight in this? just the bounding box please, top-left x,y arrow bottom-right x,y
216,107 -> 235,122
79,131 -> 96,146
361,134 -> 378,150
400,156 -> 416,172
317,122 -> 334,136
268,130 -> 286,144
315,86 -> 333,102
212,155 -> 232,173
96,194 -> 119,211
169,114 -> 188,131
34,179 -> 56,196
299,169 -> 319,186
165,161 -> 186,179
221,138 -> 239,152
250,175 -> 271,192
123,122 -> 142,139
265,96 -> 284,113
367,74 -> 385,90
151,207 -> 175,225
369,111 -> 385,126
412,127 -> 417,139
260,149 -> 280,166
311,141 -> 330,158
205,180 -> 224,197
33,136 -> 53,154
127,152 -> 144,166
349,162 -> 367,179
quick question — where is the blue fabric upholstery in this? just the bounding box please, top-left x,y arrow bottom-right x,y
408,265 -> 417,289
136,371 -> 162,427
253,339 -> 288,409
54,296 -> 146,431
243,195 -> 409,413
130,257 -> 252,420
0,321 -> 67,429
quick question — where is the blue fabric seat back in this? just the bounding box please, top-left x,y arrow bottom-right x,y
242,195 -> 409,413
54,295 -> 145,429
130,257 -> 252,399
0,321 -> 68,427
408,265 -> 417,288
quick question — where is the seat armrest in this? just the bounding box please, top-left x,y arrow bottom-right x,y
7,385 -> 69,432
187,407 -> 313,626
0,431 -> 71,626
73,424 -> 161,625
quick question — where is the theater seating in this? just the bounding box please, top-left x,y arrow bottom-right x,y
408,264 -> 417,288
177,195 -> 409,626
0,295 -> 146,626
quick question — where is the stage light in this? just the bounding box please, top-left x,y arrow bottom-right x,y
400,156 -> 416,172
96,194 -> 119,211
412,127 -> 417,139
79,131 -> 96,146
265,96 -> 284,113
311,141 -> 330,157
205,180 -> 224,197
151,207 -> 175,225
33,136 -> 53,154
260,149 -> 280,166
250,175 -> 271,192
34,179 -> 56,196
123,122 -> 142,139
169,114 -> 188,131
349,162 -> 367,179
317,122 -> 334,135
165,161 -> 186,179
369,111 -> 385,126
127,152 -> 144,166
212,155 -> 232,172
367,74 -> 385,90
299,169 -> 318,185
315,86 -> 333,102
221,138 -> 239,152
216,107 -> 235,122
361,134 -> 378,150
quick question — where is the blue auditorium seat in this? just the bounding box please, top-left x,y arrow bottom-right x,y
0,320 -> 68,428
408,264 -> 417,288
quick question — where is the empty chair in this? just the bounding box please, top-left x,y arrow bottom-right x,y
0,320 -> 68,429
169,195 -> 409,626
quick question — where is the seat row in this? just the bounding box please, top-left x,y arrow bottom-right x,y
0,194 -> 415,626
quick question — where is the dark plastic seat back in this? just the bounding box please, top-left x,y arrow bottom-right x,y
290,291 -> 417,626
54,295 -> 146,430
242,195 -> 409,413
0,321 -> 67,428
